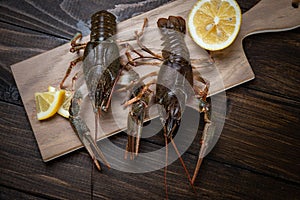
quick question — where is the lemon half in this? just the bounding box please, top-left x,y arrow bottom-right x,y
188,0 -> 242,51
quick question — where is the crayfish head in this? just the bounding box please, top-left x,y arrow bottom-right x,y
126,101 -> 146,158
160,100 -> 182,139
128,103 -> 144,137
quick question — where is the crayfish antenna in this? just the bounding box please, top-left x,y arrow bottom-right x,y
163,131 -> 196,200
170,138 -> 196,193
164,133 -> 169,200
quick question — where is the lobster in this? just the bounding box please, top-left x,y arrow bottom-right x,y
125,16 -> 212,198
61,10 -> 122,170
156,16 -> 196,197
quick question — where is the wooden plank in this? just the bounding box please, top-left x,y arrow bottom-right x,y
0,21 -> 67,66
122,87 -> 300,183
0,101 -> 92,200
1,101 -> 299,199
92,136 -> 300,199
1,0 -> 300,199
212,88 -> 300,182
243,28 -> 300,101
0,186 -> 45,200
0,65 -> 21,105
0,0 -> 84,39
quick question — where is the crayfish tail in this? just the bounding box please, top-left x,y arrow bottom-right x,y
90,10 -> 117,42
157,16 -> 186,34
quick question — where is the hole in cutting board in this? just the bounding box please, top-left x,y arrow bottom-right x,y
292,0 -> 299,8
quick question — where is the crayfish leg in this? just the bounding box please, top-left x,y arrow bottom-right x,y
164,133 -> 169,200
135,18 -> 162,59
60,32 -> 87,89
60,56 -> 83,89
189,72 -> 213,184
191,97 -> 213,184
120,18 -> 162,69
70,32 -> 87,52
135,123 -> 142,156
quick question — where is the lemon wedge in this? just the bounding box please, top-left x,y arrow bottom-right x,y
188,0 -> 242,51
48,86 -> 56,92
35,90 -> 65,120
47,86 -> 73,119
57,90 -> 73,118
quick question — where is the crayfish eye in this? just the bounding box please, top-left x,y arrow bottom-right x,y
102,105 -> 107,112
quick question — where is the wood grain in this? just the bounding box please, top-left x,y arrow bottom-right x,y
0,186 -> 45,200
243,28 -> 300,101
92,149 -> 300,199
241,0 -> 300,36
0,0 -> 173,39
0,102 -> 299,199
0,21 -> 67,106
10,0 -> 299,162
0,101 -> 93,199
1,0 -> 300,199
0,0 -> 173,105
125,87 -> 300,183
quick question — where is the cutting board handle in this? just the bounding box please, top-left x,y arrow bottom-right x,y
241,0 -> 300,38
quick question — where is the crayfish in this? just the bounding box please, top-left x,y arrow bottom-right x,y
60,10 -> 215,199
60,10 -> 121,170
122,16 -> 212,198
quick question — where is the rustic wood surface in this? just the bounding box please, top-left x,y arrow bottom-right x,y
0,0 -> 299,199
10,0 -> 300,163
8,0 -> 256,162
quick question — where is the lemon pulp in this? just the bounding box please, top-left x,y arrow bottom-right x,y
188,0 -> 242,51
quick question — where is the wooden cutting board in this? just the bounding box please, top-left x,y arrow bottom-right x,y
11,0 -> 300,162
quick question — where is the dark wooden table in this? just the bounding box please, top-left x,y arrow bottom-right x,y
1,0 -> 299,199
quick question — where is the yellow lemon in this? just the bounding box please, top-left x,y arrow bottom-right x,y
47,86 -> 73,119
48,86 -> 56,92
188,0 -> 242,51
35,90 -> 65,120
57,90 -> 73,118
